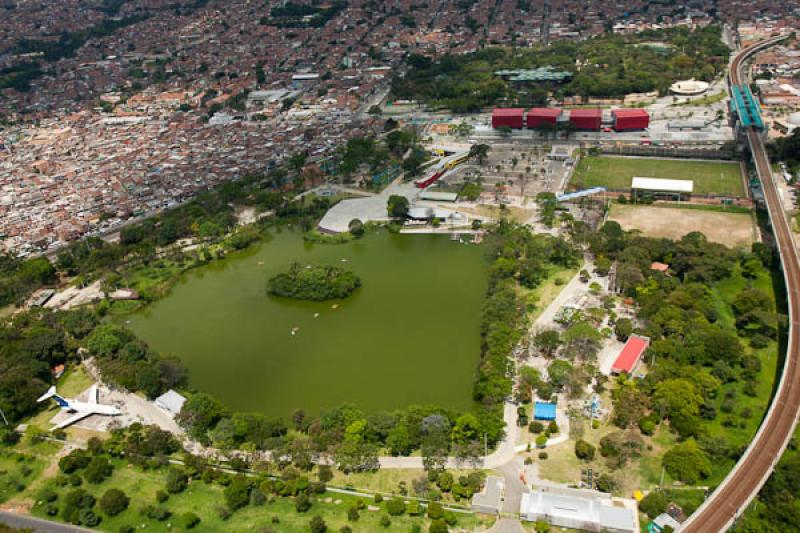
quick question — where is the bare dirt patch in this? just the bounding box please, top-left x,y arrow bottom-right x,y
609,204 -> 755,248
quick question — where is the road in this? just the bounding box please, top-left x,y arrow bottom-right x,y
681,34 -> 800,532
0,511 -> 93,532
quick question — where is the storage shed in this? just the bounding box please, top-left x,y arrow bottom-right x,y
612,109 -> 650,131
569,108 -> 602,130
527,108 -> 562,129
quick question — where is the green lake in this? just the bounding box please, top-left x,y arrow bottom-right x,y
127,229 -> 488,417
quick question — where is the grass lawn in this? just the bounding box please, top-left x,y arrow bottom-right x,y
29,459 -> 494,532
328,467 -> 482,507
524,264 -> 580,323
0,451 -> 48,504
702,264 -> 780,484
571,156 -> 745,197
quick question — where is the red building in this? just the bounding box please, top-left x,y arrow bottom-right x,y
492,108 -> 525,129
612,109 -> 650,131
611,334 -> 650,375
569,108 -> 602,130
526,108 -> 562,129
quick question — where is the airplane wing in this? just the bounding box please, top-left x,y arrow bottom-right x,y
89,385 -> 98,404
52,411 -> 93,431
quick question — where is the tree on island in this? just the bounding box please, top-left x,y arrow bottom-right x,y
268,263 -> 361,301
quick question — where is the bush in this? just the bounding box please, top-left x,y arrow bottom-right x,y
310,515 -> 327,533
547,421 -> 559,434
538,452 -> 548,460
374,493 -> 383,503
296,492 -> 312,512
407,499 -> 421,516
380,514 -> 391,527
386,498 -> 406,516
59,451 -> 90,474
575,440 -> 596,461
99,488 -> 130,517
318,465 -> 333,483
535,434 -> 548,448
38,487 -> 58,503
347,506 -> 360,521
427,501 -> 444,520
443,510 -> 457,526
166,468 -> 189,493
429,518 -> 449,533
639,490 -> 670,519
528,421 -> 544,434
155,490 -> 169,503
340,527 -> 352,533
639,416 -> 657,436
84,456 -> 113,484
182,512 -> 201,529
216,505 -> 232,520
142,505 -> 171,521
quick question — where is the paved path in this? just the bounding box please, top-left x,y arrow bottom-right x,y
317,178 -> 418,232
0,511 -> 93,533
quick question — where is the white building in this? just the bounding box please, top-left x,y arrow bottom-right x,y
520,486 -> 638,533
155,390 -> 187,417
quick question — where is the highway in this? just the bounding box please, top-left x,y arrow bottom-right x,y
681,34 -> 800,532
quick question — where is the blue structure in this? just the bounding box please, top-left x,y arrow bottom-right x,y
731,84 -> 765,130
534,402 -> 557,421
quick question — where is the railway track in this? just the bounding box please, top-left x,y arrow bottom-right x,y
681,34 -> 800,532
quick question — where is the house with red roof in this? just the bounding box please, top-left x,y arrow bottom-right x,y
611,334 -> 650,375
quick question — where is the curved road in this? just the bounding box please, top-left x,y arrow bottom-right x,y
682,34 -> 800,532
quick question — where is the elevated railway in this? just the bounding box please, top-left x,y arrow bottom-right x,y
681,34 -> 799,532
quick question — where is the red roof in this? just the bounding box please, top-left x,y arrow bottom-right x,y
612,108 -> 649,118
493,108 -> 525,117
612,334 -> 649,374
528,107 -> 561,117
570,108 -> 602,118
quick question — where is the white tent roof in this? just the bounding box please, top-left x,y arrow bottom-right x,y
631,177 -> 694,193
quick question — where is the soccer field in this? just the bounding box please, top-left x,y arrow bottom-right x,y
571,156 -> 746,197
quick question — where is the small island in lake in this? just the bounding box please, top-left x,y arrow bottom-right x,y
267,263 -> 362,300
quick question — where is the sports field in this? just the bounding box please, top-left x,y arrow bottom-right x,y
571,156 -> 746,197
609,204 -> 755,248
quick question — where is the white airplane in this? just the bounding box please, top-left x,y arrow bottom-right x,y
37,385 -> 122,430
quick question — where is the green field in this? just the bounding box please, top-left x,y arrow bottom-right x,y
28,458 -> 492,532
571,156 -> 745,197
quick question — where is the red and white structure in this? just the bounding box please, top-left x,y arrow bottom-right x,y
611,334 -> 650,375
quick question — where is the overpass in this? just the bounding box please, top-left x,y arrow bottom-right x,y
681,33 -> 799,532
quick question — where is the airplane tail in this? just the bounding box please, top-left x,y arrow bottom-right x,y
37,386 -> 69,408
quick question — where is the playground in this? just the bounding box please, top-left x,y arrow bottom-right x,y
608,204 -> 756,248
571,156 -> 746,197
